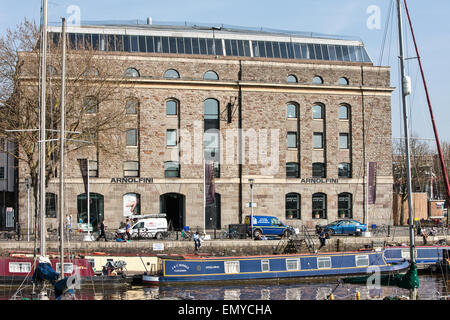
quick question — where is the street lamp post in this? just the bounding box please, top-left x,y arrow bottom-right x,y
26,177 -> 31,241
249,179 -> 254,239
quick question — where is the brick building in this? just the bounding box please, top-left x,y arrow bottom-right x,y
17,23 -> 394,232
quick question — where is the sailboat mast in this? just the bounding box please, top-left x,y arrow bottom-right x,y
59,17 -> 67,279
39,0 -> 48,257
396,0 -> 417,299
403,0 -> 450,227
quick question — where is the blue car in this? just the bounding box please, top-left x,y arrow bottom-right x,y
245,215 -> 294,238
320,219 -> 367,236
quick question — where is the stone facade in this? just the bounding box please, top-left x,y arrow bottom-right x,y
17,27 -> 394,232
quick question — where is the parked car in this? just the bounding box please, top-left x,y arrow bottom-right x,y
319,219 -> 367,236
245,215 -> 294,238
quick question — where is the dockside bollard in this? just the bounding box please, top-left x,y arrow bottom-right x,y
329,294 -> 334,300
356,291 -> 361,300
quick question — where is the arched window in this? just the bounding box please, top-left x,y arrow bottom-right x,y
287,75 -> 298,83
312,163 -> 326,178
125,99 -> 139,114
77,193 -> 104,231
124,67 -> 140,77
166,99 -> 178,116
338,77 -> 349,85
313,104 -> 324,119
287,103 -> 298,119
83,96 -> 98,114
164,161 -> 180,178
204,70 -> 219,80
83,67 -> 99,77
123,193 -> 141,216
338,105 -> 349,120
286,193 -> 301,219
312,76 -> 323,84
164,69 -> 180,79
338,162 -> 352,178
312,193 -> 327,219
286,162 -> 299,178
338,193 -> 353,218
45,193 -> 57,218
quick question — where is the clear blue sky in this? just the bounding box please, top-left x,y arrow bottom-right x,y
1,0 -> 450,143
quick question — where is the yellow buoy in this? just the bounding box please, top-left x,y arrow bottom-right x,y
356,291 -> 361,300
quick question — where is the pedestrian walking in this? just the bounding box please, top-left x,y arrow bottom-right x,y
318,228 -> 327,250
193,231 -> 201,251
125,219 -> 131,241
97,221 -> 108,241
66,215 -> 72,233
421,228 -> 428,245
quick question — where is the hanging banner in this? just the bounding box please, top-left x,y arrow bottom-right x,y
77,159 -> 89,196
368,162 -> 377,204
205,161 -> 215,205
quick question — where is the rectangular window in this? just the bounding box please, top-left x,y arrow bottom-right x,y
317,257 -> 332,269
338,163 -> 352,178
9,262 -> 31,273
184,37 -> 192,54
56,263 -> 74,274
126,129 -> 138,147
146,36 -> 154,52
161,37 -> 169,53
312,163 -> 326,178
138,36 -> 147,52
130,35 -> 138,52
286,163 -> 299,179
192,38 -> 200,54
169,37 -> 177,53
313,133 -> 323,149
0,167 -> 4,179
124,161 -> 139,177
164,162 -> 180,178
177,37 -> 185,54
166,129 -> 177,147
286,258 -> 300,271
89,160 -> 98,177
339,133 -> 349,149
261,260 -> 270,272
355,255 -> 369,267
287,132 -> 297,148
224,261 -> 240,274
199,38 -> 207,55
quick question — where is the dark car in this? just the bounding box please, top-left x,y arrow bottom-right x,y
319,219 -> 367,236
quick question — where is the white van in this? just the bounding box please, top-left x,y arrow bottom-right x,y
117,214 -> 168,239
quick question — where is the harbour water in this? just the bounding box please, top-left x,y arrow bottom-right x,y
2,274 -> 447,300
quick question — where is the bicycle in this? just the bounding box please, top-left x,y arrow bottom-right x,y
372,224 -> 388,236
222,229 -> 239,239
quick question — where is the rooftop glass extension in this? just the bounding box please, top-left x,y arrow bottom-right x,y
48,24 -> 372,63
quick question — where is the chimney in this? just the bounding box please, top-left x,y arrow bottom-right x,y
146,17 -> 152,25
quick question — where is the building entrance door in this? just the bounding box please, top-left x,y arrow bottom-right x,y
77,193 -> 104,231
205,193 -> 221,229
160,193 -> 185,231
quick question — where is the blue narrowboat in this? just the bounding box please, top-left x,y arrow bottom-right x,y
142,250 -> 409,284
383,245 -> 450,268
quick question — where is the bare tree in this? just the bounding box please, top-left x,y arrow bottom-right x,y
393,137 -> 433,224
0,19 -> 129,234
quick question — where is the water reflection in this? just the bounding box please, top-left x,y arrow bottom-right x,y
1,275 -> 447,300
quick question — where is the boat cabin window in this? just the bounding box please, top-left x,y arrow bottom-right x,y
401,249 -> 417,260
355,255 -> 369,267
224,261 -> 240,274
261,260 -> 270,272
317,257 -> 332,269
56,263 -> 74,274
286,258 -> 300,271
9,262 -> 31,273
